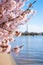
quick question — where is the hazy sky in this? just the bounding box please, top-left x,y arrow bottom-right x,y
19,0 -> 43,32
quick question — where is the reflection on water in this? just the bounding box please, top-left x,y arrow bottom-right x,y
11,35 -> 43,65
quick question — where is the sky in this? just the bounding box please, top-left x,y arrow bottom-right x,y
19,0 -> 43,32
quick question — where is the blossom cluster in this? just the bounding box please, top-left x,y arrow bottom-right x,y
0,0 -> 36,53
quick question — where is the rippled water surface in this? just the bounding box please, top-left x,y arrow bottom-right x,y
11,35 -> 43,65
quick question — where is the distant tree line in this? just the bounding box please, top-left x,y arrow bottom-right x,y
22,32 -> 43,36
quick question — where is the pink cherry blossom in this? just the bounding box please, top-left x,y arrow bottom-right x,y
0,0 -> 36,53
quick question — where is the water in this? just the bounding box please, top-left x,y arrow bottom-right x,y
11,35 -> 43,65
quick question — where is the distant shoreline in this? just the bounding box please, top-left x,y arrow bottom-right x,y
22,32 -> 43,36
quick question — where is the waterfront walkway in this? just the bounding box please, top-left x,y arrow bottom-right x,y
0,53 -> 17,65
